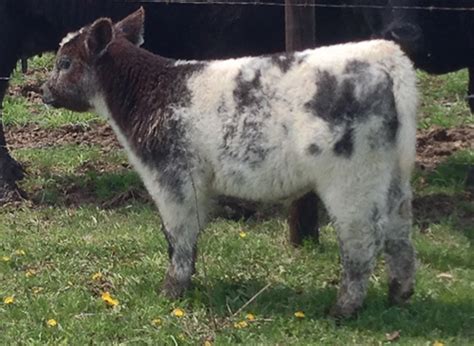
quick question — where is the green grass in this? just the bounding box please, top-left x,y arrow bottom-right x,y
0,56 -> 473,344
2,96 -> 101,128
1,196 -> 472,344
418,69 -> 474,128
1,203 -> 473,344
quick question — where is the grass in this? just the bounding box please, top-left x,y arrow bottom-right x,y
1,199 -> 472,344
0,56 -> 473,344
418,69 -> 474,128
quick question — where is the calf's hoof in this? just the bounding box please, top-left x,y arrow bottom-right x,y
161,275 -> 190,300
328,302 -> 361,321
388,279 -> 414,306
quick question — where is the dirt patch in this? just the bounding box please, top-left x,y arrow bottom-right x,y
6,123 -> 120,153
416,126 -> 474,171
7,65 -> 49,104
8,80 -> 43,105
6,123 -> 474,171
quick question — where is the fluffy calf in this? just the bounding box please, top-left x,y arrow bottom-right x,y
42,9 -> 418,318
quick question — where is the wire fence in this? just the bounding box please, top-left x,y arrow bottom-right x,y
117,0 -> 474,12
1,0 -> 473,81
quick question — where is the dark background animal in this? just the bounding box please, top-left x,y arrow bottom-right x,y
359,0 -> 474,189
1,0 -> 473,202
365,0 -> 474,108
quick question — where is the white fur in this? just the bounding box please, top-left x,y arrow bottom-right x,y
59,28 -> 84,48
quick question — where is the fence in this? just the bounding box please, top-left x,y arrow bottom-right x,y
117,0 -> 474,12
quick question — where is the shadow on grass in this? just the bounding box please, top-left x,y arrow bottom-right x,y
130,276 -> 473,338
24,170 -> 151,208
413,150 -> 474,240
23,170 -> 280,221
21,161 -> 473,234
413,193 -> 473,235
197,280 -> 472,337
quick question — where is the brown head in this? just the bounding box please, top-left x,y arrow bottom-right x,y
42,7 -> 145,112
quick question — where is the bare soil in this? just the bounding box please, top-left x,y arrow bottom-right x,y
6,123 -> 119,153
416,125 -> 474,170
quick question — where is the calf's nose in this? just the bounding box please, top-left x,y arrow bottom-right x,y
41,83 -> 55,105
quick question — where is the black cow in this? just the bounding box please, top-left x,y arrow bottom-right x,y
372,0 -> 474,110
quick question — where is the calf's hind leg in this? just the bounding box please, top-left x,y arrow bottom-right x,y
320,191 -> 385,318
384,178 -> 416,306
330,216 -> 383,318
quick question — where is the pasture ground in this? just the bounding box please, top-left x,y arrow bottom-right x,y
1,55 -> 473,345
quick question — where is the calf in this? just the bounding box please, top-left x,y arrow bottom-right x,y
42,8 -> 418,318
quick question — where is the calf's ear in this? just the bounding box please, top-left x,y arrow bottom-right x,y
87,18 -> 114,58
115,7 -> 145,47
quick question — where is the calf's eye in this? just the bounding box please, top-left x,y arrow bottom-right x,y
57,58 -> 72,70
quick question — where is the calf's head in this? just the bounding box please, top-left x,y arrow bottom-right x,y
42,7 -> 145,112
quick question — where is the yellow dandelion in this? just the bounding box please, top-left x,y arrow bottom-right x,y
1,256 -> 10,262
92,272 -> 103,281
433,342 -> 444,346
151,318 -> 162,326
239,231 -> 247,238
101,292 -> 119,307
4,296 -> 14,305
234,320 -> 248,329
46,319 -> 58,327
172,308 -> 185,317
25,269 -> 36,277
294,311 -> 305,318
14,250 -> 26,256
245,313 -> 256,321
178,333 -> 186,341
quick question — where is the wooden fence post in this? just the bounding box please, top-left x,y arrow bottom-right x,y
285,0 -> 320,246
285,0 -> 315,52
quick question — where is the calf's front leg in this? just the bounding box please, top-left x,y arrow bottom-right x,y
154,184 -> 210,299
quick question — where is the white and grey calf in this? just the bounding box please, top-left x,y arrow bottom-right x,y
42,9 -> 418,318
